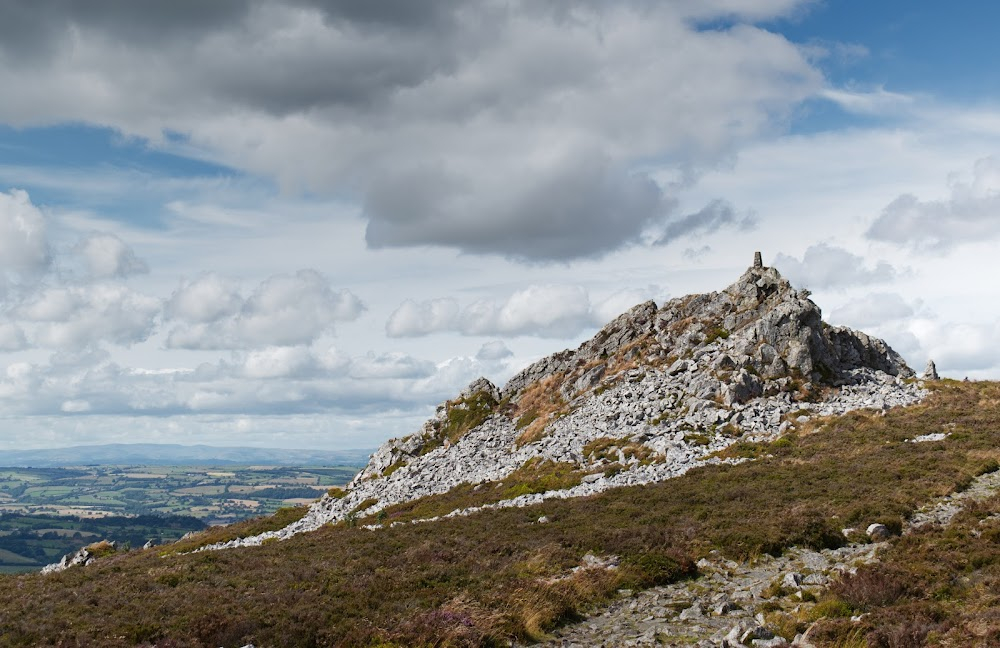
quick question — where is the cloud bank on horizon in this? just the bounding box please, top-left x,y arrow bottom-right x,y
1,0 -> 1000,450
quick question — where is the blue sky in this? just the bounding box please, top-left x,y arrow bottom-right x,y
1,0 -> 1000,450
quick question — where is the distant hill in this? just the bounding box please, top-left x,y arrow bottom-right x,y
0,443 -> 374,467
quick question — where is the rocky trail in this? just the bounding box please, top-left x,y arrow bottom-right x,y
537,452 -> 1000,648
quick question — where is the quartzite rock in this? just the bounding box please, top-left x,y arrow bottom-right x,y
200,259 -> 925,552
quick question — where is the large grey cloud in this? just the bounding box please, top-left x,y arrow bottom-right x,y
654,199 -> 757,246
867,156 -> 1000,251
365,153 -> 669,261
0,1 -> 822,260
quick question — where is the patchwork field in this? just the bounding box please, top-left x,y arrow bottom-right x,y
0,464 -> 359,572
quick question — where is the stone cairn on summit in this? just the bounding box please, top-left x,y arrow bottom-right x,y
204,254 -> 926,550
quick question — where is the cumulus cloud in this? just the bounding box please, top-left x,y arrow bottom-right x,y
654,199 -> 756,246
350,352 -> 436,380
384,298 -> 460,338
867,156 -> 1000,251
387,283 -> 663,339
74,232 -> 148,278
0,1 -> 822,260
0,189 -> 49,276
387,285 -> 592,338
772,243 -> 896,289
0,340 -> 503,424
14,283 -> 159,348
165,269 -> 365,349
472,284 -> 593,337
165,273 -> 244,323
240,346 -> 325,380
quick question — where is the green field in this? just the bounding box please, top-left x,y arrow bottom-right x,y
0,464 -> 359,571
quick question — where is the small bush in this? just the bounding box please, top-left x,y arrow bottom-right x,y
978,458 -> 1000,475
85,540 -> 118,559
351,497 -> 379,514
806,596 -> 854,621
704,327 -> 730,344
382,459 -> 407,478
830,565 -> 909,611
620,549 -> 696,588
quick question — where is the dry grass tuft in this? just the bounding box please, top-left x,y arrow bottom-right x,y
513,375 -> 568,446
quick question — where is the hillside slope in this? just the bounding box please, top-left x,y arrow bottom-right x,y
10,258 -> 1000,647
208,258 -> 922,550
3,381 -> 1000,646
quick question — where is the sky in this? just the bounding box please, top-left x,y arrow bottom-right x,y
2,1 -> 1000,451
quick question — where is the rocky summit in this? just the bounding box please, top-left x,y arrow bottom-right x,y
205,257 -> 925,551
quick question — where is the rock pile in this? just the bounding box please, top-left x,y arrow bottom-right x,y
204,259 -> 925,551
42,540 -> 119,574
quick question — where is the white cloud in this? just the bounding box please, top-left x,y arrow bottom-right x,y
60,399 -> 91,413
867,156 -> 1000,251
387,283 -> 665,339
165,269 -> 365,349
773,243 -> 896,290
0,188 -> 49,276
384,298 -> 460,338
14,283 -> 159,348
387,285 -> 593,338
239,346 -> 320,380
908,318 -> 1000,376
165,273 -> 244,323
74,232 -> 149,278
0,340 -> 506,432
350,352 -> 436,380
484,284 -> 592,337
819,86 -> 913,116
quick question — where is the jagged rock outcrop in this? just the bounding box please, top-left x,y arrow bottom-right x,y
923,359 -> 940,380
203,259 -> 925,551
500,300 -> 659,402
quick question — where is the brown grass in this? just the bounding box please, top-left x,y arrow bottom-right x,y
2,381 -> 1000,646
513,374 -> 567,446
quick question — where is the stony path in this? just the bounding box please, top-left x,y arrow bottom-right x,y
537,544 -> 878,648
907,466 -> 1000,530
534,459 -> 1000,648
